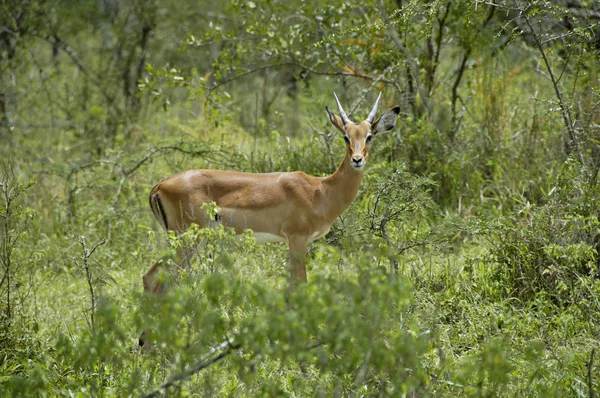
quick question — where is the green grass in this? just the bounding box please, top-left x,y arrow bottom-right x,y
4,196 -> 598,396
1,107 -> 599,395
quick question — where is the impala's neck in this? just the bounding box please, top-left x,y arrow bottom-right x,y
322,152 -> 364,221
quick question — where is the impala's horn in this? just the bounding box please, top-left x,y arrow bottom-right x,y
366,92 -> 382,124
333,92 -> 351,125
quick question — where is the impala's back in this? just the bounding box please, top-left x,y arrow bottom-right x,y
149,169 -> 322,240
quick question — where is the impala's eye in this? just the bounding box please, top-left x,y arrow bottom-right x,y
366,135 -> 373,143
343,135 -> 350,144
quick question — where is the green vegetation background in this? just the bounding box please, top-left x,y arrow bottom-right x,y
1,0 -> 599,396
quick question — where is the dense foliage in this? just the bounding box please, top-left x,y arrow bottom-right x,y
1,0 -> 599,396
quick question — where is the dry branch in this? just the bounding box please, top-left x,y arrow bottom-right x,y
522,12 -> 584,166
142,338 -> 240,398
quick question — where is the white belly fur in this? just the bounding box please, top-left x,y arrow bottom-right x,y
251,232 -> 287,244
310,227 -> 330,242
218,206 -> 329,244
238,229 -> 329,244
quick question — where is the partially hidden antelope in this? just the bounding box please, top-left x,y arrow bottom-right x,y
140,93 -> 399,347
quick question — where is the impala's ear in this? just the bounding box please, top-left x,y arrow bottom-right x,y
325,106 -> 346,134
371,107 -> 400,134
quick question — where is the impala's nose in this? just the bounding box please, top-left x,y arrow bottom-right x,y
351,155 -> 364,168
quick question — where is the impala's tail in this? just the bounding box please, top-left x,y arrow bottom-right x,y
149,185 -> 169,231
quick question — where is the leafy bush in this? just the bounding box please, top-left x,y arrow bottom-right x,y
489,159 -> 600,308
0,223 -> 432,396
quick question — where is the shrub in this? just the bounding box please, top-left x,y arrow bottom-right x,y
488,159 -> 600,308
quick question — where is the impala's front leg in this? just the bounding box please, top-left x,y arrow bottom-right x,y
288,235 -> 309,283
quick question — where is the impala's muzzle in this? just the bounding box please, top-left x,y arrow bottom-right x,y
351,155 -> 364,169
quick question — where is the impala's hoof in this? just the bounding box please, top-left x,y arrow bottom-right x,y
139,330 -> 151,351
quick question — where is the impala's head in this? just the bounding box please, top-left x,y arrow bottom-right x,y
326,93 -> 400,170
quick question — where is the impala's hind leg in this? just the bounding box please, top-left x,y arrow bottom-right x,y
142,194 -> 218,350
139,261 -> 173,350
138,235 -> 209,350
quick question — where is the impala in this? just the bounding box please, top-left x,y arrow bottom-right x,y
139,93 -> 399,347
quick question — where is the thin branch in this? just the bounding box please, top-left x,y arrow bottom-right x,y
473,1 -> 521,11
131,24 -> 155,107
589,348 -> 596,398
451,4 -> 495,140
143,338 -> 240,398
141,337 -> 326,398
25,30 -> 117,106
426,2 -> 451,96
111,145 -> 213,205
299,66 -> 401,92
450,49 -> 472,141
0,271 -> 7,292
85,237 -> 107,259
523,12 -> 584,166
75,236 -> 106,329
353,313 -> 380,388
349,66 -> 396,117
376,0 -> 429,113
308,123 -> 336,172
196,11 -> 231,20
210,61 -> 402,94
541,22 -> 600,46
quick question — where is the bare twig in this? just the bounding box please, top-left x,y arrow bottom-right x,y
589,348 -> 596,398
308,123 -> 336,172
376,0 -> 429,113
251,93 -> 259,171
210,61 -> 402,94
522,11 -> 584,166
143,338 -> 240,398
450,49 -> 472,142
353,313 -> 380,388
142,337 -> 326,398
0,164 -> 36,319
541,22 -> 600,46
111,145 -> 213,205
348,66 -> 396,117
74,236 -> 107,329
473,0 -> 521,12
451,4 -> 495,140
25,30 -> 117,107
426,3 -> 452,96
